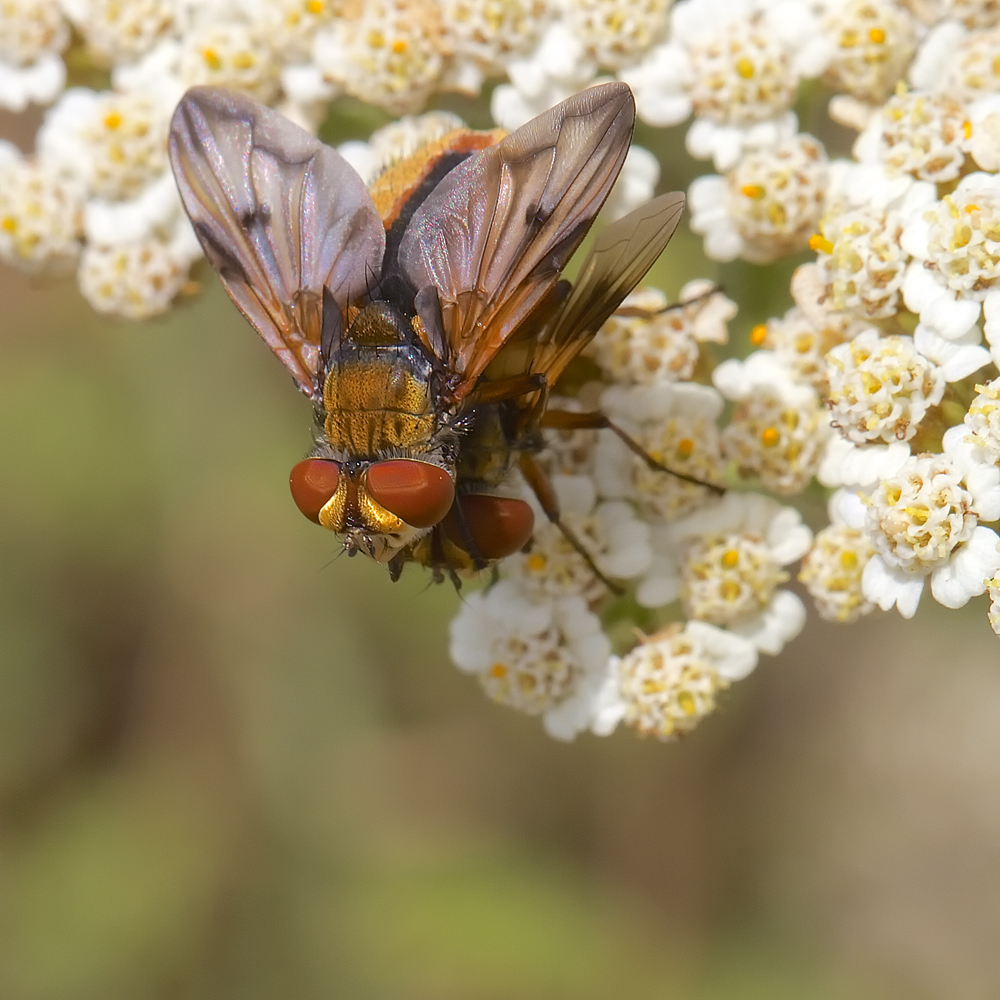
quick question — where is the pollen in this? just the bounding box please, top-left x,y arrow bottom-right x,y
306,0 -> 323,11
735,56 -> 755,79
677,438 -> 695,459
868,27 -> 885,44
760,426 -> 781,447
741,184 -> 766,199
963,120 -> 973,140
103,112 -> 122,130
808,233 -> 834,254
750,323 -> 768,346
201,47 -> 221,70
721,549 -> 740,569
1,216 -> 16,232
527,553 -> 548,572
489,663 -> 507,679
391,38 -> 408,54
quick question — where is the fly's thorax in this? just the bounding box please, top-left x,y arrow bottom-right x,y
322,302 -> 440,456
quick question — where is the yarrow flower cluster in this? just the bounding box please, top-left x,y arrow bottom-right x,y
5,0 -> 1000,748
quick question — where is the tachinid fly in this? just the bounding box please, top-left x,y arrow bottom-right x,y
168,83 -> 689,583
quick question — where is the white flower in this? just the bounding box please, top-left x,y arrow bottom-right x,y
313,0 -> 446,115
749,306 -> 856,392
901,0 -> 1000,29
0,143 -> 83,273
715,350 -> 833,494
449,580 -> 612,740
637,492 -> 812,655
689,133 -> 827,263
0,0 -> 68,111
588,282 -> 735,385
799,489 -> 875,622
819,0 -> 919,105
179,22 -> 279,102
721,378 -> 830,496
77,235 -> 192,319
965,375 -> 1000,462
505,473 -> 652,603
622,0 -> 828,171
811,199 -> 909,321
489,21 -> 597,129
245,0 -> 336,64
591,620 -> 757,740
789,261 -> 870,345
840,425 -> 1000,617
594,381 -> 726,522
560,0 -> 669,70
60,0 -> 175,66
1,0 -> 69,67
38,87 -> 171,201
902,172 -> 1000,342
910,21 -> 1000,103
853,87 -> 970,184
439,0 -> 547,84
825,326 -> 990,445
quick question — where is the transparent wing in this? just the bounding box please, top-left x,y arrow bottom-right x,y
169,86 -> 385,397
532,192 -> 686,383
398,82 -> 635,398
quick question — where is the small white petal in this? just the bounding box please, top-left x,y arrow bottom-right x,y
686,621 -> 758,681
862,556 -> 924,617
636,567 -> 680,608
914,323 -> 991,380
833,488 -> 868,530
730,589 -> 806,655
590,666 -> 626,736
925,294 -> 982,341
902,261 -> 944,312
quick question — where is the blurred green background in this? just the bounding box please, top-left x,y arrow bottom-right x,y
2,89 -> 1000,1000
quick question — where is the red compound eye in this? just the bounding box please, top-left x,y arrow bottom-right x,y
365,460 -> 455,528
289,459 -> 340,523
443,494 -> 535,560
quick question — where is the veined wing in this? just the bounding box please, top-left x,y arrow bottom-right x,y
169,86 -> 385,397
397,82 -> 635,399
529,192 -> 686,385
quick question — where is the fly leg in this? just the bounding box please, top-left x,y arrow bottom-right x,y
518,453 -> 623,596
464,372 -> 547,407
541,409 -> 725,495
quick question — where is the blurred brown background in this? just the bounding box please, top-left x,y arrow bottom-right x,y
2,90 -> 1000,1000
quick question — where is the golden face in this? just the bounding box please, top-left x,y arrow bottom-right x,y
314,466 -> 423,562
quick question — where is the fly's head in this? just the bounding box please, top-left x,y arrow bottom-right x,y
289,455 -> 456,563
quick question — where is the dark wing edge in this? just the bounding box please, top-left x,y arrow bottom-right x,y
398,82 -> 635,397
168,86 -> 385,397
532,192 -> 686,384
